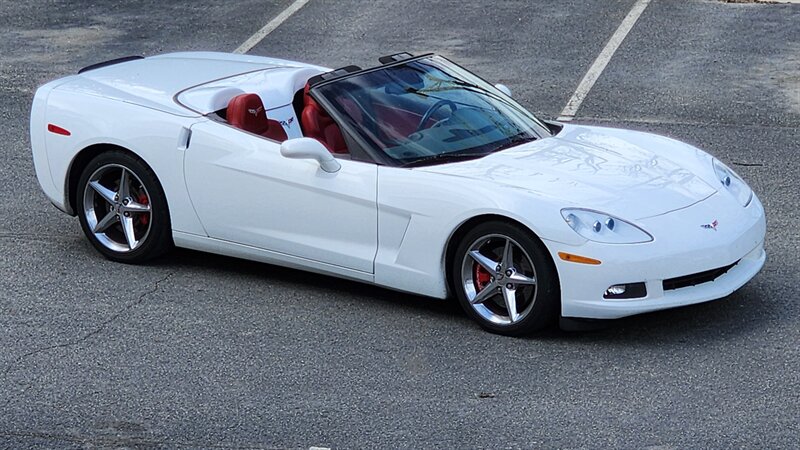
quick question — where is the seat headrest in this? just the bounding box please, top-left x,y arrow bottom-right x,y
227,93 -> 269,135
303,83 -> 319,109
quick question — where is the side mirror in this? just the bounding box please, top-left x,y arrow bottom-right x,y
495,83 -> 512,97
280,138 -> 341,173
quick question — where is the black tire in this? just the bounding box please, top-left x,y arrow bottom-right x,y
76,150 -> 172,263
450,221 -> 560,336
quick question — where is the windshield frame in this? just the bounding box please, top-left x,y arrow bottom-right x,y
308,54 -> 552,168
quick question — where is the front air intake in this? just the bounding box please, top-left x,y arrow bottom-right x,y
663,261 -> 739,291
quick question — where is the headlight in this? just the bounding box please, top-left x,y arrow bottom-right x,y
713,159 -> 752,207
561,208 -> 653,244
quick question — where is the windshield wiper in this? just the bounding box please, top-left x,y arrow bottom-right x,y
492,133 -> 537,153
400,151 -> 488,168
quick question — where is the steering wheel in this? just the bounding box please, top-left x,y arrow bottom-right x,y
415,99 -> 457,132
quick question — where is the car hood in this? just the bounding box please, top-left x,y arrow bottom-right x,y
416,124 -> 718,220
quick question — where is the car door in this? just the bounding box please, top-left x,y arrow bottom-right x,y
183,120 -> 378,274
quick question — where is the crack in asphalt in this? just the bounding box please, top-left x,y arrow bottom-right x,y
1,271 -> 175,380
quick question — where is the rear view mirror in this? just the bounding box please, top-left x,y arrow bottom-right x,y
495,83 -> 512,97
280,138 -> 341,173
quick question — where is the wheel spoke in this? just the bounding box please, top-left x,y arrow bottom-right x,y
121,201 -> 150,213
121,215 -> 138,250
501,239 -> 513,270
118,168 -> 130,200
83,163 -> 155,254
461,233 -> 541,327
509,272 -> 536,286
502,285 -> 519,322
93,211 -> 118,233
89,181 -> 116,204
470,282 -> 498,305
469,250 -> 498,274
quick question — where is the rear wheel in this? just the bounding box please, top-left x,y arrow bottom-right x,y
76,150 -> 172,263
450,221 -> 559,336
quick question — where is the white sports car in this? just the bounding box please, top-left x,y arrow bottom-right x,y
30,51 -> 766,335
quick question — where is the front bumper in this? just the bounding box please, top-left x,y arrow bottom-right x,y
547,192 -> 766,320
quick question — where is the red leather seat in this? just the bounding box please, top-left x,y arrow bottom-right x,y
300,84 -> 348,154
227,93 -> 288,142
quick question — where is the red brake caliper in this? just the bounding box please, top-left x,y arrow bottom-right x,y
473,263 -> 492,291
136,192 -> 149,226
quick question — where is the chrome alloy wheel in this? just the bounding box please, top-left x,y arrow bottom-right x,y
82,164 -> 152,253
460,234 -> 538,325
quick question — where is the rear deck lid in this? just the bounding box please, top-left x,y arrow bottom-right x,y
62,52 -> 304,117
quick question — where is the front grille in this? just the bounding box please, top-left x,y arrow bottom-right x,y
663,261 -> 739,291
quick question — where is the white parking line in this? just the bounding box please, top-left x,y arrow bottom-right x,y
233,0 -> 313,54
557,0 -> 652,121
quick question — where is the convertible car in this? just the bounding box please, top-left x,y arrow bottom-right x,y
30,51 -> 766,335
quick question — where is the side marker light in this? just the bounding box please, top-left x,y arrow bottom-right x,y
558,252 -> 601,265
47,124 -> 71,136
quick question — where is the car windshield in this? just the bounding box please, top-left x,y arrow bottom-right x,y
312,55 -> 551,167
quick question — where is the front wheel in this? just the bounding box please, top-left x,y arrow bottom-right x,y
76,150 -> 172,263
450,221 -> 560,336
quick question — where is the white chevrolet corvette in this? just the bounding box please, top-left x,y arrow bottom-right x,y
30,51 -> 766,335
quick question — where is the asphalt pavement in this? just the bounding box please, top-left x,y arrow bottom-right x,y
1,0 -> 798,448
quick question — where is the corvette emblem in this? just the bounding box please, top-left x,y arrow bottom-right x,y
247,106 -> 264,117
701,220 -> 719,231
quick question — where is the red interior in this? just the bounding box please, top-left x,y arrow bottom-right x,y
227,93 -> 288,142
300,84 -> 348,154
372,103 -> 431,141
298,83 -> 441,153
